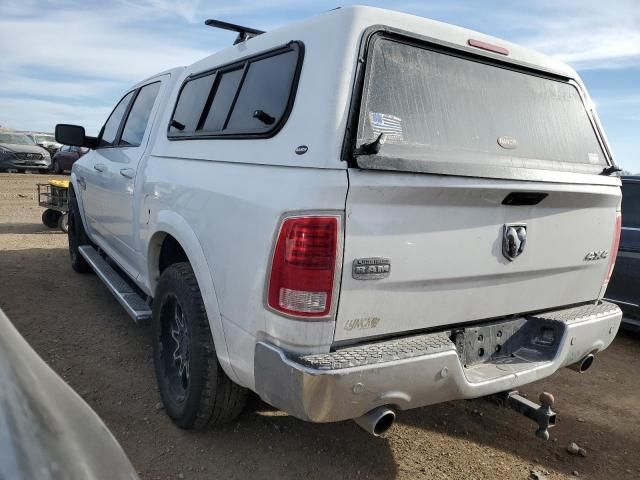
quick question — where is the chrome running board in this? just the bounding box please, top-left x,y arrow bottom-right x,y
78,245 -> 151,322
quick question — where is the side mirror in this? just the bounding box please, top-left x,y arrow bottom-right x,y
55,124 -> 98,149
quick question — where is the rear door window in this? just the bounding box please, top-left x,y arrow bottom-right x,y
356,36 -> 608,177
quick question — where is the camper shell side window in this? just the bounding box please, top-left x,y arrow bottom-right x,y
168,41 -> 304,140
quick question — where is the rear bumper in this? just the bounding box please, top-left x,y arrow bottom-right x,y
254,301 -> 622,423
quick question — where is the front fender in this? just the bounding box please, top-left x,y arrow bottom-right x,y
146,209 -> 239,384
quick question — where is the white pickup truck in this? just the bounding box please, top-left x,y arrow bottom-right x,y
56,6 -> 623,437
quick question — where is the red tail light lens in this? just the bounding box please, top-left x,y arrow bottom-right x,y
604,212 -> 622,283
268,216 -> 339,317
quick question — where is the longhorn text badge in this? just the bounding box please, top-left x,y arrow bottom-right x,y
352,257 -> 391,280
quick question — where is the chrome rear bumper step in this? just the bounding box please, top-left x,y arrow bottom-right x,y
78,245 -> 151,322
295,332 -> 453,370
254,302 -> 622,423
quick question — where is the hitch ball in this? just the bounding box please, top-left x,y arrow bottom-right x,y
539,392 -> 555,408
501,390 -> 557,440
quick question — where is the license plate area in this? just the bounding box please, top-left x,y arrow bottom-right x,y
453,317 -> 563,368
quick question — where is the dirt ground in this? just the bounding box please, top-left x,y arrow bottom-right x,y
0,172 -> 638,480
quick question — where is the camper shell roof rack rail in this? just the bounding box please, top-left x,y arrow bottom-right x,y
204,19 -> 265,45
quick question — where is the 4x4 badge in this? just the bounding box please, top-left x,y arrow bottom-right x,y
503,224 -> 527,261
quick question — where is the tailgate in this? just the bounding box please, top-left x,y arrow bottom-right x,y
336,31 -> 622,343
335,171 -> 620,342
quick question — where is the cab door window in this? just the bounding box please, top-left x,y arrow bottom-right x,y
100,91 -> 135,147
119,82 -> 161,147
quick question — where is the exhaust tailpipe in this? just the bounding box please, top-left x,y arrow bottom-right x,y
354,406 -> 396,437
568,354 -> 595,373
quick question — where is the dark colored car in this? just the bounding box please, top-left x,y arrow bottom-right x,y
606,176 -> 640,328
51,145 -> 88,174
0,131 -> 51,172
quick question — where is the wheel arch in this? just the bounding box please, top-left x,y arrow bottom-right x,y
68,175 -> 91,239
146,211 -> 239,384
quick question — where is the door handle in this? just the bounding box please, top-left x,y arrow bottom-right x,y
93,163 -> 106,172
119,168 -> 135,179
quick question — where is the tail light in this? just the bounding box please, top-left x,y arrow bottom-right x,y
268,215 -> 340,318
604,212 -> 622,284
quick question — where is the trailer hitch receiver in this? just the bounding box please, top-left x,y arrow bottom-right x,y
498,391 -> 556,440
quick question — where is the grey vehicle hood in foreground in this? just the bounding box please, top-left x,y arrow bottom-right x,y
0,308 -> 138,480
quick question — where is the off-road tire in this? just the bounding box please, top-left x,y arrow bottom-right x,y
152,262 -> 248,429
68,192 -> 92,273
42,209 -> 61,228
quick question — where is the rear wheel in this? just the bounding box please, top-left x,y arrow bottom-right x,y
52,160 -> 62,174
152,262 -> 247,429
68,193 -> 92,273
42,209 -> 61,228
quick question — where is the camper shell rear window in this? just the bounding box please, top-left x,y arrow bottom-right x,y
353,33 -> 610,178
168,41 -> 303,140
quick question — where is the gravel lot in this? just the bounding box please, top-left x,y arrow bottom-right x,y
1,172 -> 639,480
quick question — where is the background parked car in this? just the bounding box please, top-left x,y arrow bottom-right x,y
606,176 -> 640,328
26,132 -> 61,157
51,145 -> 88,174
0,131 -> 51,173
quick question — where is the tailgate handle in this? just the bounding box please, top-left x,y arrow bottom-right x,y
502,192 -> 548,206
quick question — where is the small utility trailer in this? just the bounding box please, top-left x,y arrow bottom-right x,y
37,179 -> 69,233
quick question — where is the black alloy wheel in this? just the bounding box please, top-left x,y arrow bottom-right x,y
159,294 -> 191,404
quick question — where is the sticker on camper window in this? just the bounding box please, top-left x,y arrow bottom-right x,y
588,153 -> 600,164
369,112 -> 403,141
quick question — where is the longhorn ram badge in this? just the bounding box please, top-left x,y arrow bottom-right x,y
503,224 -> 527,261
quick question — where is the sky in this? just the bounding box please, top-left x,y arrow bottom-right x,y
0,0 -> 638,172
